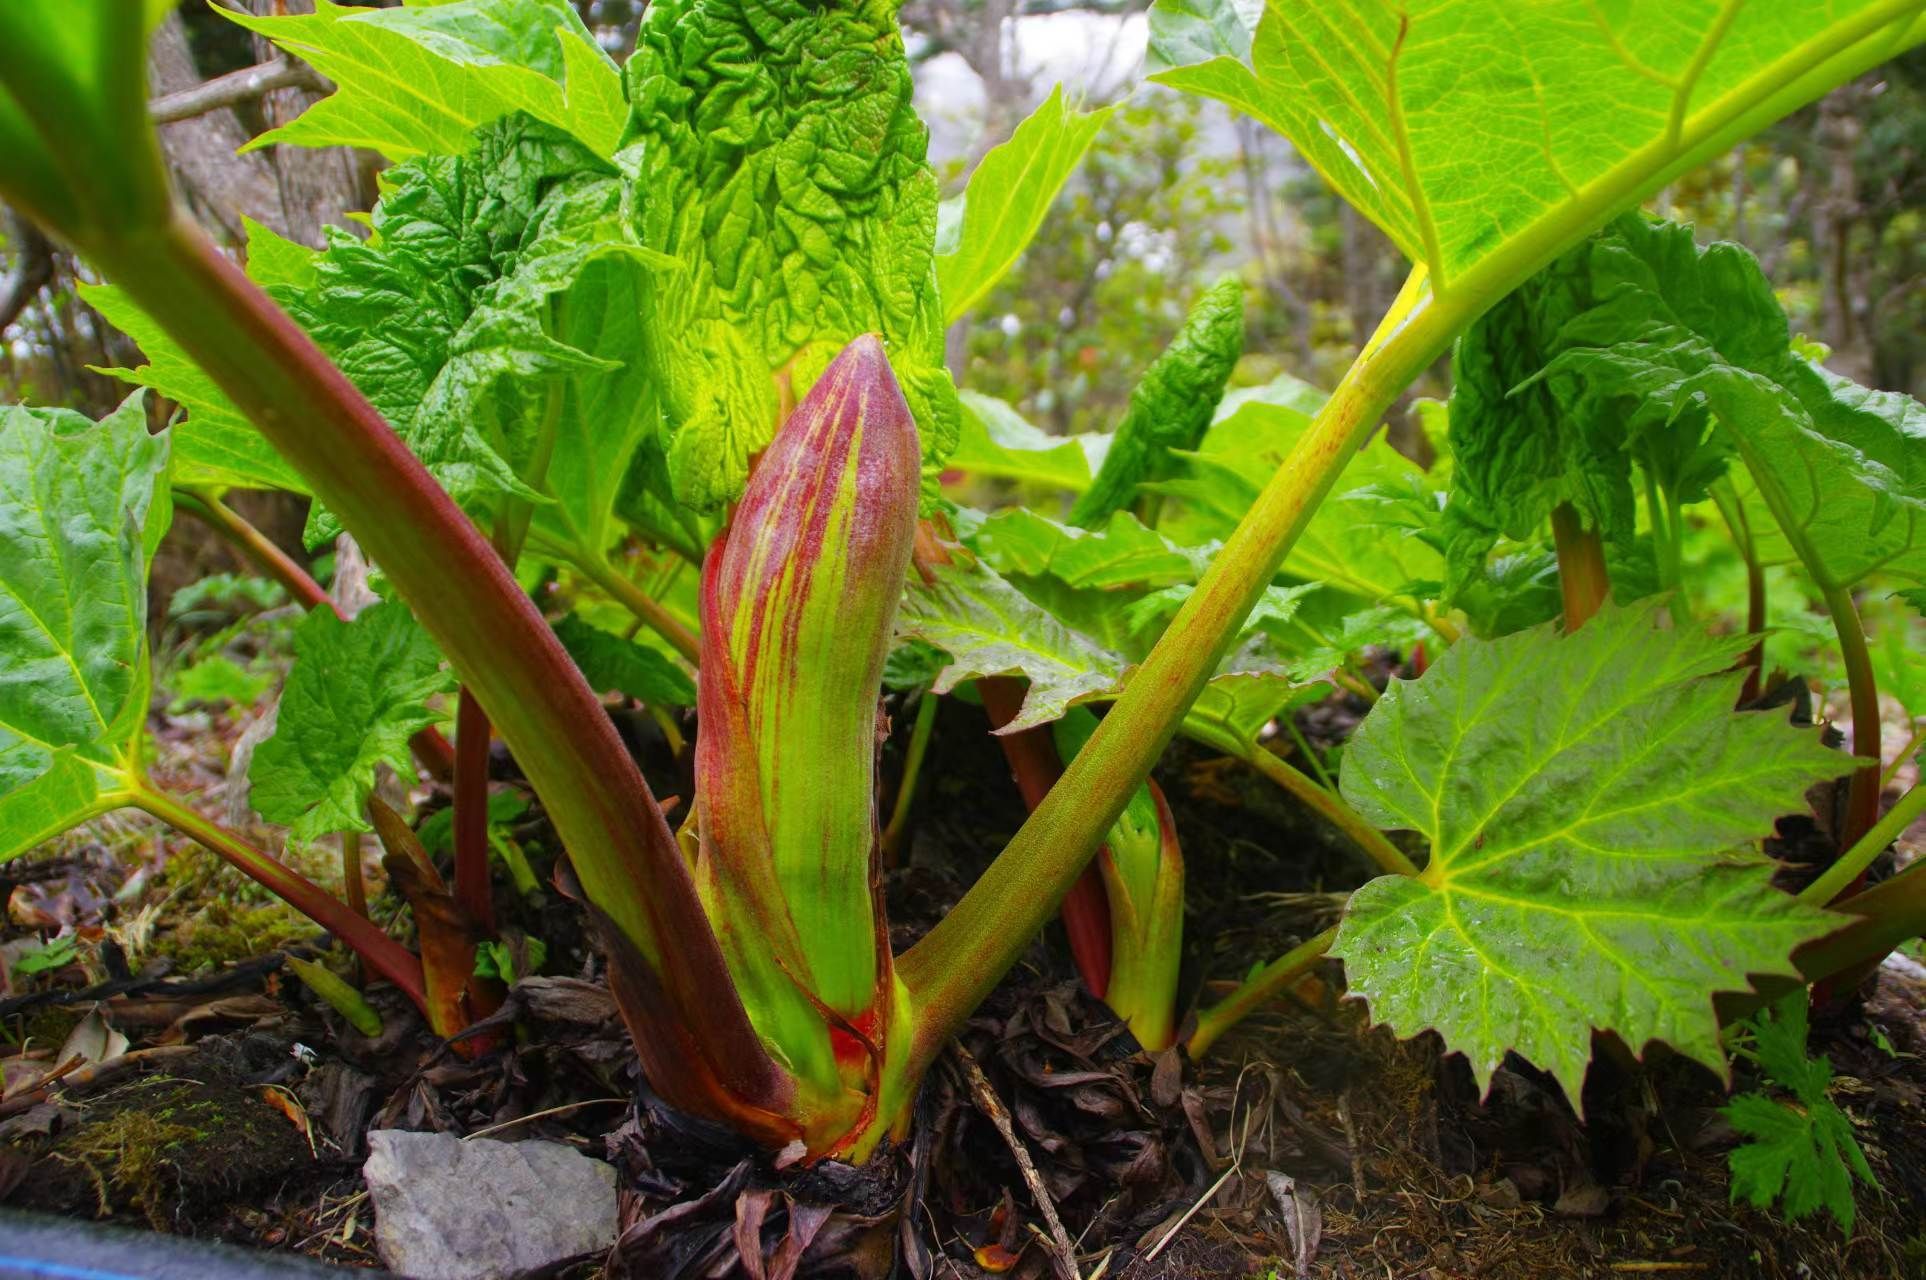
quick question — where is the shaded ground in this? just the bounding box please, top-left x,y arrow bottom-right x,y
3,684 -> 1924,1278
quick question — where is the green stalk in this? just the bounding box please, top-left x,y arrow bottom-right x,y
132,783 -> 425,1010
1186,927 -> 1335,1059
1709,479 -> 1765,703
91,213 -> 785,1119
880,690 -> 939,863
1236,743 -> 1418,879
1799,781 -> 1926,907
1820,583 -> 1882,849
895,266 -> 1462,1077
550,537 -> 702,665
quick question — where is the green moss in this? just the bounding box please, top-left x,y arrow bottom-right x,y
58,1110 -> 200,1228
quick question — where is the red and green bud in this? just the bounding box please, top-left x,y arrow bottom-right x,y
693,334 -> 920,1136
1051,709 -> 1185,1051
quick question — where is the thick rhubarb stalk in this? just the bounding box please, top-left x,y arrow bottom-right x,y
88,214 -> 788,1134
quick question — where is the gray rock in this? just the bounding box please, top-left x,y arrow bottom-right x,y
363,1129 -> 618,1280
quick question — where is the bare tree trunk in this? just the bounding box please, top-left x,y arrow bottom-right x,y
1815,86 -> 1869,380
250,0 -> 372,246
149,11 -> 286,244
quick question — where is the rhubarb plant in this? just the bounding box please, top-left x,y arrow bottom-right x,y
1,0 -> 1924,1175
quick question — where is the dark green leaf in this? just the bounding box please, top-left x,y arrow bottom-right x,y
554,614 -> 694,706
1068,275 -> 1244,528
250,601 -> 455,841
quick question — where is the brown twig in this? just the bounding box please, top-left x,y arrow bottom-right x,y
953,1043 -> 1081,1280
148,57 -> 329,125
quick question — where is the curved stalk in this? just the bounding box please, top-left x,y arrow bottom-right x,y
90,213 -> 785,1123
132,784 -> 425,1010
896,265 -> 1462,1078
1799,781 -> 1926,907
557,540 -> 701,665
880,689 -> 939,864
1236,744 -> 1419,879
1820,583 -> 1882,849
1186,927 -> 1335,1059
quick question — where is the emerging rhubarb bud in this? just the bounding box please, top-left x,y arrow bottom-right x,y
694,334 -> 920,1115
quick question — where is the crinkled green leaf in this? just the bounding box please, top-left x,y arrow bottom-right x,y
228,0 -> 625,160
1151,374 -> 1441,604
1331,600 -> 1851,1106
251,601 -> 454,842
83,281 -> 309,495
555,614 -> 695,707
1534,218 -> 1926,594
417,790 -> 528,857
896,556 -> 1125,732
270,114 -> 658,545
1725,992 -> 1877,1232
948,391 -> 1099,492
1147,0 -> 1926,293
936,85 -> 1115,323
1068,275 -> 1244,528
627,0 -> 958,510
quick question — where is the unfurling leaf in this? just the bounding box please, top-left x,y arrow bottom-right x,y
0,395 -> 169,859
627,0 -> 957,510
1068,275 -> 1245,528
251,602 -> 455,842
1331,601 -> 1852,1107
697,335 -> 919,1088
947,391 -> 1100,492
936,85 -> 1116,323
1528,217 -> 1926,595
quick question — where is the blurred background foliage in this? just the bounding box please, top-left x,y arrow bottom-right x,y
1,0 -> 1921,644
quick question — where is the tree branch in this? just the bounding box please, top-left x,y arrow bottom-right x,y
0,214 -> 53,334
148,57 -> 329,126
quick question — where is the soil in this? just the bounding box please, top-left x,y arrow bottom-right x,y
4,682 -> 1925,1278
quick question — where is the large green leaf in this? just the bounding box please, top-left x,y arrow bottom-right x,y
1150,374 -> 1441,604
229,0 -> 625,160
0,395 -> 169,858
947,391 -> 1099,492
1331,601 -> 1851,1105
251,601 -> 455,842
935,86 -> 1115,323
1533,219 -> 1926,593
1147,0 -> 1926,294
896,556 -> 1125,732
84,279 -> 309,495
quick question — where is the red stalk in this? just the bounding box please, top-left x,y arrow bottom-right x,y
87,214 -> 786,1129
451,688 -> 495,931
1550,502 -> 1609,631
978,677 -> 1112,997
132,785 -> 427,1013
